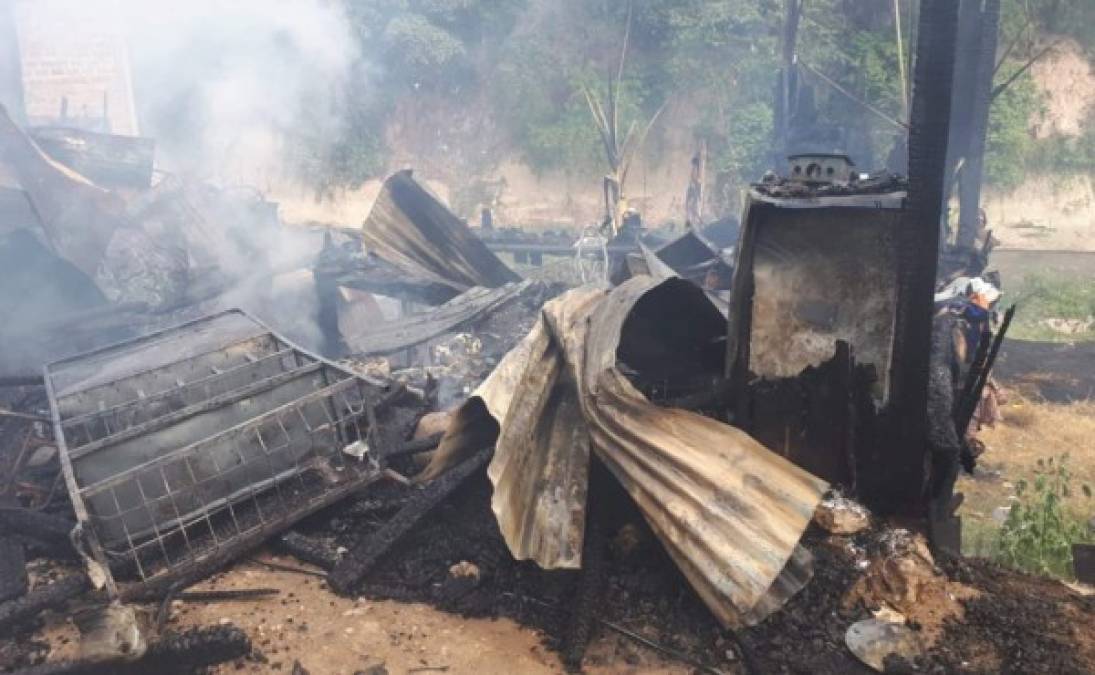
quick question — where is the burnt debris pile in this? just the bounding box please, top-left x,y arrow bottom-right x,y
1,93 -> 1093,675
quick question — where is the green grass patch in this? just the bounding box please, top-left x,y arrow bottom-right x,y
1005,273 -> 1095,342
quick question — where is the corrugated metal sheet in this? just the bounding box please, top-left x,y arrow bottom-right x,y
345,280 -> 534,356
425,277 -> 828,627
360,171 -> 520,294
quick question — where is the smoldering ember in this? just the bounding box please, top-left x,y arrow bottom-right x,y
0,1 -> 1093,674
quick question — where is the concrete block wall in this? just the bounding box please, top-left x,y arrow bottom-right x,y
11,0 -> 137,135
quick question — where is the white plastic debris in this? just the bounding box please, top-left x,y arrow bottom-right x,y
342,440 -> 370,461
845,618 -> 922,672
75,602 -> 146,663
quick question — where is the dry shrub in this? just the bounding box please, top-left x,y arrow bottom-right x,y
1003,404 -> 1038,429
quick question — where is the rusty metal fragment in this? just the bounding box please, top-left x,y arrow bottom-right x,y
360,170 -> 520,297
726,187 -> 907,495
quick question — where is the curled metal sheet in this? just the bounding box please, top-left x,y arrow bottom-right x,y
360,170 -> 520,294
426,277 -> 828,627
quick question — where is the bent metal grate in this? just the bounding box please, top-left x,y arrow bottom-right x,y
45,310 -> 419,597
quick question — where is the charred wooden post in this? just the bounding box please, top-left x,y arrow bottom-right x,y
0,536 -> 27,603
314,231 -> 347,359
329,447 -> 492,595
886,0 -> 959,513
773,1 -> 804,161
277,531 -> 342,571
561,516 -> 607,671
957,0 -> 1001,250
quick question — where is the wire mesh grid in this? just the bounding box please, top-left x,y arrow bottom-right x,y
45,312 -> 405,594
60,345 -> 300,449
75,377 -> 380,584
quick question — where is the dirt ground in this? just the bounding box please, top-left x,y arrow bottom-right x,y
30,552 -> 691,675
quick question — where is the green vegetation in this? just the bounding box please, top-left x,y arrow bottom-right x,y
301,0 -> 1093,202
1006,273 -> 1095,342
985,72 -> 1041,189
1027,107 -> 1095,176
993,455 -> 1092,579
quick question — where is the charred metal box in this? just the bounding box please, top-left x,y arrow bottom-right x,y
46,310 -> 417,595
726,186 -> 905,490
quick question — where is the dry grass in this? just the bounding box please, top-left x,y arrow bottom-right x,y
958,391 -> 1095,556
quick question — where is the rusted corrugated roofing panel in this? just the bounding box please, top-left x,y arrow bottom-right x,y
360,171 -> 520,294
425,277 -> 828,627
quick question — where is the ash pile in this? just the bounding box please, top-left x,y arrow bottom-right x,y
1,110 -> 1094,675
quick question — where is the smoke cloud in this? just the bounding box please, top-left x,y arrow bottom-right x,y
119,0 -> 363,188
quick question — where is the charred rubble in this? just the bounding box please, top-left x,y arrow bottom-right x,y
1,6 -> 1093,674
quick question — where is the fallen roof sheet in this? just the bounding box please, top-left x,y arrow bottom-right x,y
360,170 -> 520,294
0,105 -> 124,280
653,228 -> 720,272
30,126 -> 155,190
424,277 -> 828,627
344,280 -> 534,356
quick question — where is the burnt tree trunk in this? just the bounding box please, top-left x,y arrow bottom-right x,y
943,0 -> 984,234
956,0 -> 1001,249
773,0 -> 803,164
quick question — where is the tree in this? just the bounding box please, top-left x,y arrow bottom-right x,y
581,6 -> 667,235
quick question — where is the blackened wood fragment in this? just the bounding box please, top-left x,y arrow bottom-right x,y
328,447 -> 491,595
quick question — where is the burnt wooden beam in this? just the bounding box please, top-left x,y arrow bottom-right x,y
11,625 -> 251,675
0,574 -> 89,633
0,536 -> 27,603
328,447 -> 491,595
277,531 -> 341,571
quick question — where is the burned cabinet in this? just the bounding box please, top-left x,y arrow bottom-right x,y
726,189 -> 910,501
45,310 -> 421,597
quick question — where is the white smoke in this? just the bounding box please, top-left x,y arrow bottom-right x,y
119,0 -> 362,188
